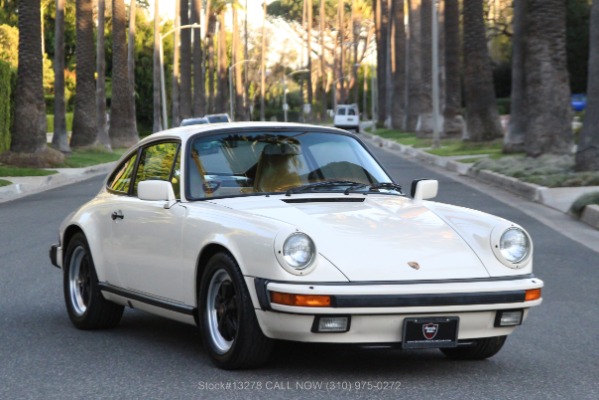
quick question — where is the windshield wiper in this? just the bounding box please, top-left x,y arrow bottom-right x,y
285,181 -> 368,196
343,182 -> 403,195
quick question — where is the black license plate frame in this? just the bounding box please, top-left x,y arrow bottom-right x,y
402,317 -> 459,349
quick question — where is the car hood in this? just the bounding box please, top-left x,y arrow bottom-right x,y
211,194 -> 492,282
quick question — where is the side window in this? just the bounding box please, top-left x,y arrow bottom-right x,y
107,153 -> 138,194
133,142 -> 180,196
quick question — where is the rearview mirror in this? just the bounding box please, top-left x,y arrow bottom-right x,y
138,180 -> 177,208
410,179 -> 439,201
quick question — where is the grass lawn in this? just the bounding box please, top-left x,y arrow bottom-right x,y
370,128 -> 599,188
0,147 -> 126,179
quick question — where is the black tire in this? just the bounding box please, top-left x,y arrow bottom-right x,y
440,336 -> 507,360
199,253 -> 273,369
63,232 -> 123,330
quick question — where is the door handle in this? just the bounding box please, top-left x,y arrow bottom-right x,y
111,210 -> 124,220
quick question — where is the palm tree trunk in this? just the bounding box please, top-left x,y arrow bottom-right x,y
462,0 -> 503,142
216,12 -> 227,113
172,0 -> 181,127
260,0 -> 266,121
51,0 -> 70,152
442,0 -> 463,137
575,0 -> 599,171
71,0 -> 97,148
96,0 -> 110,148
305,0 -> 313,122
504,0 -> 526,152
191,0 -> 205,116
417,0 -> 433,136
405,0 -> 422,132
109,0 -> 139,147
319,0 -> 327,120
152,0 -> 162,132
179,0 -> 192,119
524,0 -> 573,156
391,0 -> 406,129
374,0 -> 390,126
12,0 -> 47,154
127,0 -> 137,134
232,5 -> 244,120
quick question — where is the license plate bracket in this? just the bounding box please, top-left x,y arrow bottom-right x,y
402,317 -> 459,349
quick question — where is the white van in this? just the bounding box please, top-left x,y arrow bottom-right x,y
333,104 -> 360,132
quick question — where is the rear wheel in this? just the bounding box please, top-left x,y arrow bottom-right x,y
63,232 -> 123,329
199,253 -> 273,369
440,336 -> 507,360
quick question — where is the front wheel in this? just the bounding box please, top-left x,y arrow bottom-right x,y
199,253 -> 273,369
63,232 -> 123,329
440,336 -> 507,360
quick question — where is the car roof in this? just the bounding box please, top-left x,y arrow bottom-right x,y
138,122 -> 352,146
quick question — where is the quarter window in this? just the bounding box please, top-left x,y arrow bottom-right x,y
107,153 -> 138,194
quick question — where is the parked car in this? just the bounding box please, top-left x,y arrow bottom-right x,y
50,122 -> 542,370
180,117 -> 209,126
333,104 -> 360,132
204,113 -> 231,123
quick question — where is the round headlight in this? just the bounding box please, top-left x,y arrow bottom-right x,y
499,228 -> 530,263
283,233 -> 315,270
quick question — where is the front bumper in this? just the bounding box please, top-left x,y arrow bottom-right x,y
49,244 -> 62,269
252,276 -> 543,343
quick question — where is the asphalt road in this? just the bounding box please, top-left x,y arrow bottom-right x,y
1,142 -> 597,399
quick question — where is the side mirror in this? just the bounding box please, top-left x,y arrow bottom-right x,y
410,179 -> 438,201
138,180 -> 177,208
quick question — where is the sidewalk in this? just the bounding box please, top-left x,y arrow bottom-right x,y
0,162 -> 116,204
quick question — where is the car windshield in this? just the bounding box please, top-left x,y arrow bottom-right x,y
186,130 -> 396,199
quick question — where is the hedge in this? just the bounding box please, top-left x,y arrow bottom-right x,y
0,60 -> 12,153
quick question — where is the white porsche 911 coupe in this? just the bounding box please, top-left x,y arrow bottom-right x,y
50,122 -> 543,369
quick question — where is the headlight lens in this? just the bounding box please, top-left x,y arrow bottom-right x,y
499,228 -> 530,263
283,233 -> 315,270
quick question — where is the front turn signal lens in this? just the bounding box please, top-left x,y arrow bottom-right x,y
525,288 -> 542,301
271,292 -> 331,307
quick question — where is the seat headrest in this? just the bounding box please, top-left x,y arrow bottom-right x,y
262,142 -> 301,156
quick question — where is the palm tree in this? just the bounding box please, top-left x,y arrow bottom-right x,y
416,0 -> 433,136
374,0 -> 390,126
524,0 -> 572,156
462,0 -> 502,141
179,0 -> 192,120
319,0 -> 327,120
504,0 -> 525,152
71,0 -> 97,148
127,0 -> 137,134
391,0 -> 406,130
575,0 -> 599,171
172,0 -> 181,127
152,0 -> 162,132
305,0 -> 313,122
442,0 -> 462,137
9,0 -> 55,163
405,0 -> 422,132
51,0 -> 70,153
216,11 -> 228,113
109,0 -> 138,147
191,0 -> 205,116
96,0 -> 110,148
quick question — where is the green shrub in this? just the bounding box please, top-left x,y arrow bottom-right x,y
570,192 -> 599,218
0,60 -> 11,152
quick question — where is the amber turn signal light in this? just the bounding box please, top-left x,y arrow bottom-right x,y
271,292 -> 331,307
525,288 -> 542,301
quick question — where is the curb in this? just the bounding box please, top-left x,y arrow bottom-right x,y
362,132 -> 599,231
0,162 -> 116,204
